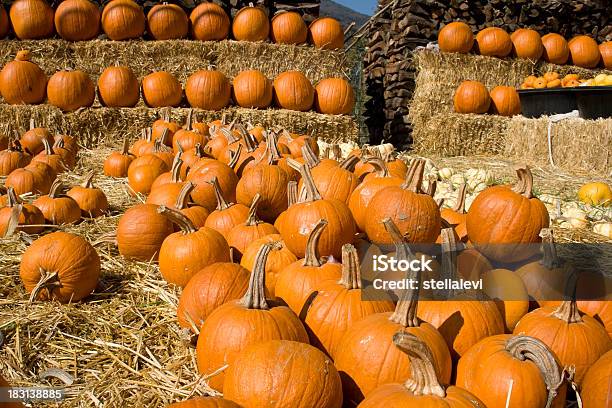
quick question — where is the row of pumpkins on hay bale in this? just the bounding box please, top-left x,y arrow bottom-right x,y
438,21 -> 612,70
519,71 -> 612,89
1,0 -> 344,48
1,117 -> 611,407
0,50 -> 355,114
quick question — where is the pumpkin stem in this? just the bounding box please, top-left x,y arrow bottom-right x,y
6,186 -> 20,207
452,184 -> 467,213
240,243 -> 273,310
121,137 -> 130,155
245,194 -> 263,226
184,109 -> 193,131
208,177 -> 233,211
265,131 -> 284,165
383,217 -> 414,260
393,331 -> 446,397
42,138 -> 53,156
81,170 -> 96,188
238,124 -> 257,153
227,143 -> 243,170
367,157 -> 390,177
158,128 -> 170,146
29,269 -> 61,303
16,50 -> 32,62
303,219 -> 328,267
220,127 -> 240,144
505,334 -> 565,408
301,143 -> 321,168
551,300 -> 582,324
425,178 -> 436,197
539,228 -> 561,269
287,181 -> 298,207
401,159 -> 425,193
338,154 -> 359,171
29,118 -> 35,130
174,181 -> 195,210
288,159 -> 322,202
170,157 -> 183,183
511,165 -> 534,199
157,205 -> 198,234
192,143 -> 206,159
339,244 -> 362,289
48,179 -> 64,199
440,228 -> 459,298
4,203 -> 23,238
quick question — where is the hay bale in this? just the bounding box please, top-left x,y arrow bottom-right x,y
413,112 -> 509,156
0,104 -> 358,147
505,116 -> 611,176
0,39 -> 351,83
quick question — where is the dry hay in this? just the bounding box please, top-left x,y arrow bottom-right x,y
0,39 -> 350,84
0,149 -> 221,407
0,104 -> 359,148
505,116 -> 611,176
412,113 -> 509,156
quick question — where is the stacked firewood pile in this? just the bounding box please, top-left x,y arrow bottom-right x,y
363,0 -> 611,147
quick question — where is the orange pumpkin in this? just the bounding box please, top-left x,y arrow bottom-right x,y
454,80 -> 491,114
204,176 -> 249,238
223,340 -> 342,408
142,71 -> 182,108
33,179 -> 81,225
489,85 -> 521,116
466,165 -> 549,263
20,231 -> 100,303
314,77 -> 355,115
101,0 -> 145,40
9,0 -> 54,39
146,3 -> 188,40
359,332 -> 485,407
232,5 -> 269,42
568,35 -> 601,68
187,159 -> 239,211
5,162 -> 54,196
308,17 -> 343,49
438,21 -> 474,54
273,71 -> 315,112
66,171 -> 109,218
47,70 -> 95,112
167,397 -> 240,408
0,186 -> 44,236
541,33 -> 570,64
116,203 -> 174,261
31,138 -> 69,173
457,334 -> 567,408
510,28 -> 543,60
127,153 -> 169,195
232,70 -> 273,109
0,139 -> 31,176
196,244 -> 308,391
270,11 -> 307,44
98,65 -> 140,107
186,70 -> 231,110
158,206 -> 229,287
0,50 -> 47,105
55,0 -> 100,41
226,194 -> 279,258
476,27 -> 512,57
104,137 -> 134,177
600,41 -> 612,69
581,350 -> 612,407
481,268 -> 529,331
189,2 -> 229,41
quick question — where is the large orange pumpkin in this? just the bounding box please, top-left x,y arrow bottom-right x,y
0,139 -> 31,176
304,244 -> 395,358
196,244 -> 308,391
581,349 -> 612,407
167,397 -> 240,408
273,71 -> 314,111
466,165 -> 549,263
511,28 -> 543,60
189,2 -> 229,41
568,35 -> 601,68
489,85 -> 521,116
33,179 -> 81,225
232,5 -> 269,42
364,159 -> 441,245
101,0 -> 145,40
0,50 -> 47,105
20,231 -> 100,303
481,268 -> 530,331
454,80 -> 491,114
142,71 -> 182,108
9,0 -> 54,39
146,3 -> 188,40
541,33 -> 570,64
98,65 -> 140,107
438,21 -> 474,54
270,11 -> 307,44
47,70 -> 95,112
186,159 -> 238,211
476,27 -> 512,57
232,70 -> 272,109
116,203 -> 174,261
600,41 -> 612,69
513,299 -> 612,385
314,77 -> 355,115
55,0 -> 100,41
457,334 -> 567,408
359,332 -> 486,408
223,340 -> 343,408
308,17 -> 343,49
186,70 -> 231,110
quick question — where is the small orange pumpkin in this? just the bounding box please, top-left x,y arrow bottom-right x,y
116,203 -> 174,261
